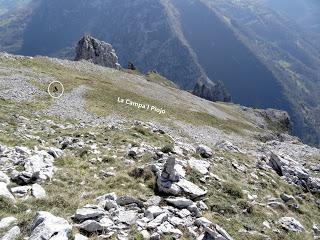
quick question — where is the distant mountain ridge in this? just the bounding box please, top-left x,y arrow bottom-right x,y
0,0 -> 319,146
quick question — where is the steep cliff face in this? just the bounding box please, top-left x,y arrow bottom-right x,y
0,0 -> 319,145
199,0 -> 320,145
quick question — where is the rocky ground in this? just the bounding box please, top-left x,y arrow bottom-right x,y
0,53 -> 319,240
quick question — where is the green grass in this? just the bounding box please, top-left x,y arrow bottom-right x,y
0,56 -> 259,136
145,71 -> 178,88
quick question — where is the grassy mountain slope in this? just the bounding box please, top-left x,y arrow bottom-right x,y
0,53 -> 320,239
0,0 -> 319,146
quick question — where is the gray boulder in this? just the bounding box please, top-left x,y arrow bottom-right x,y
118,210 -> 138,225
77,218 -> 113,233
278,217 -> 305,232
196,145 -> 213,158
99,217 -> 114,228
145,196 -> 162,207
11,186 -> 31,198
74,233 -> 88,240
196,217 -> 233,240
156,158 -> 207,199
11,171 -> 40,185
161,157 -> 180,182
24,151 -> 55,181
11,151 -> 55,185
188,160 -> 210,175
29,211 -> 72,240
166,197 -> 194,209
1,226 -> 20,240
0,182 -> 15,201
140,230 -> 151,240
0,217 -> 17,229
157,221 -> 183,238
74,206 -> 105,221
147,212 -> 168,229
176,178 -> 207,199
32,184 -> 46,199
47,147 -> 63,159
78,220 -> 104,232
75,35 -> 121,69
116,195 -> 144,208
145,206 -> 163,220
268,152 -> 320,193
0,171 -> 10,185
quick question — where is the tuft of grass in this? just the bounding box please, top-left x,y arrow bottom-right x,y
145,71 -> 178,89
223,181 -> 244,199
161,144 -> 174,154
185,166 -> 203,185
133,126 -> 149,136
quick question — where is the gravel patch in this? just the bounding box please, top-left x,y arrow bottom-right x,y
0,65 -> 53,102
42,85 -> 125,126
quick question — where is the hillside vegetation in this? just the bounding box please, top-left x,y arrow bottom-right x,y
0,53 -> 319,240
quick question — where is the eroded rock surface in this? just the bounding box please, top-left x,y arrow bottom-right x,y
75,35 -> 121,69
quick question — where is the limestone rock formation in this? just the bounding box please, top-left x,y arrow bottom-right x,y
72,191 -> 232,239
254,108 -> 292,132
268,152 -> 320,193
193,76 -> 231,102
156,157 -> 207,199
75,35 -> 121,69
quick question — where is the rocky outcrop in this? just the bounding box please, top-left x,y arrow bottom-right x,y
193,76 -> 231,102
255,108 -> 292,132
72,192 -> 231,239
196,144 -> 213,158
0,144 -> 62,203
268,152 -> 320,193
75,35 -> 121,69
155,157 -> 207,199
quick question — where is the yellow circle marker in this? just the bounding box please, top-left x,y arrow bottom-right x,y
47,81 -> 64,99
